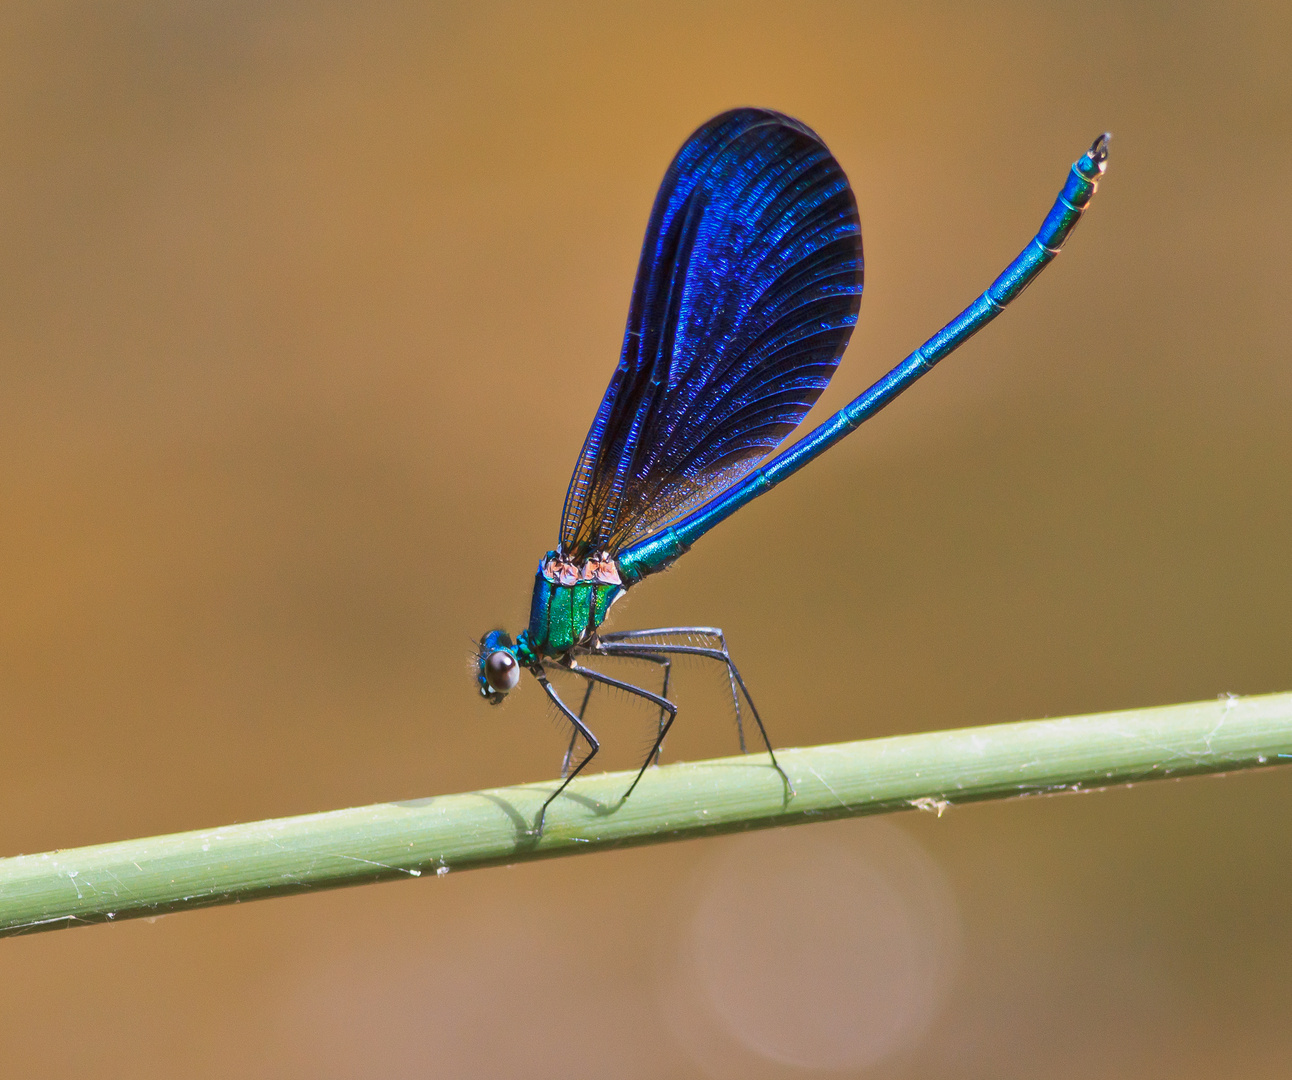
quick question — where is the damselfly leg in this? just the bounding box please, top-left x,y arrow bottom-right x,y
532,666 -> 599,829
598,629 -> 793,797
562,680 -> 596,777
532,660 -> 676,835
600,627 -> 746,746
561,652 -> 670,772
594,627 -> 794,793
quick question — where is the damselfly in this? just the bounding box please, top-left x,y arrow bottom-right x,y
475,109 -> 1109,833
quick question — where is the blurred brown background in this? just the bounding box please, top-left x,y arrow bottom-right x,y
2,1 -> 1290,1076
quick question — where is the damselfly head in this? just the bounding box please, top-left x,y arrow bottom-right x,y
477,629 -> 520,703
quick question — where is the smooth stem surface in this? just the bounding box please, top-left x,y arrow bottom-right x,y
3,691 -> 1291,937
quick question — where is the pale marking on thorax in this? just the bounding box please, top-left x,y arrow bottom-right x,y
542,552 -> 622,587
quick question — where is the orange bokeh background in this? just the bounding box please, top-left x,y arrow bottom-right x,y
2,3 -> 1290,1076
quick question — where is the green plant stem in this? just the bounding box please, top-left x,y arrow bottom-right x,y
3,691 -> 1291,937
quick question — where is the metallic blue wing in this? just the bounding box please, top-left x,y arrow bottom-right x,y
559,108 -> 864,559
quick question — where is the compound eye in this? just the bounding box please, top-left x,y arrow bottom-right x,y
484,650 -> 520,693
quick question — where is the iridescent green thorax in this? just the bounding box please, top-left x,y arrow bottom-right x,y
518,551 -> 625,661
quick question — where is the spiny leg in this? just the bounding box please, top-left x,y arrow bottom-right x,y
601,627 -> 744,750
597,638 -> 757,749
590,649 -> 672,763
569,645 -> 673,763
531,666 -> 600,836
563,679 -> 595,778
601,628 -> 744,745
596,634 -> 795,795
559,659 -> 678,804
636,652 -> 672,764
562,657 -> 667,773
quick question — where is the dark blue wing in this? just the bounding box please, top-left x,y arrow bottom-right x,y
559,108 -> 863,559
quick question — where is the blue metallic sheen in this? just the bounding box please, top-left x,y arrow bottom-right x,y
473,118 -> 1108,834
617,133 -> 1109,585
559,109 -> 865,560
